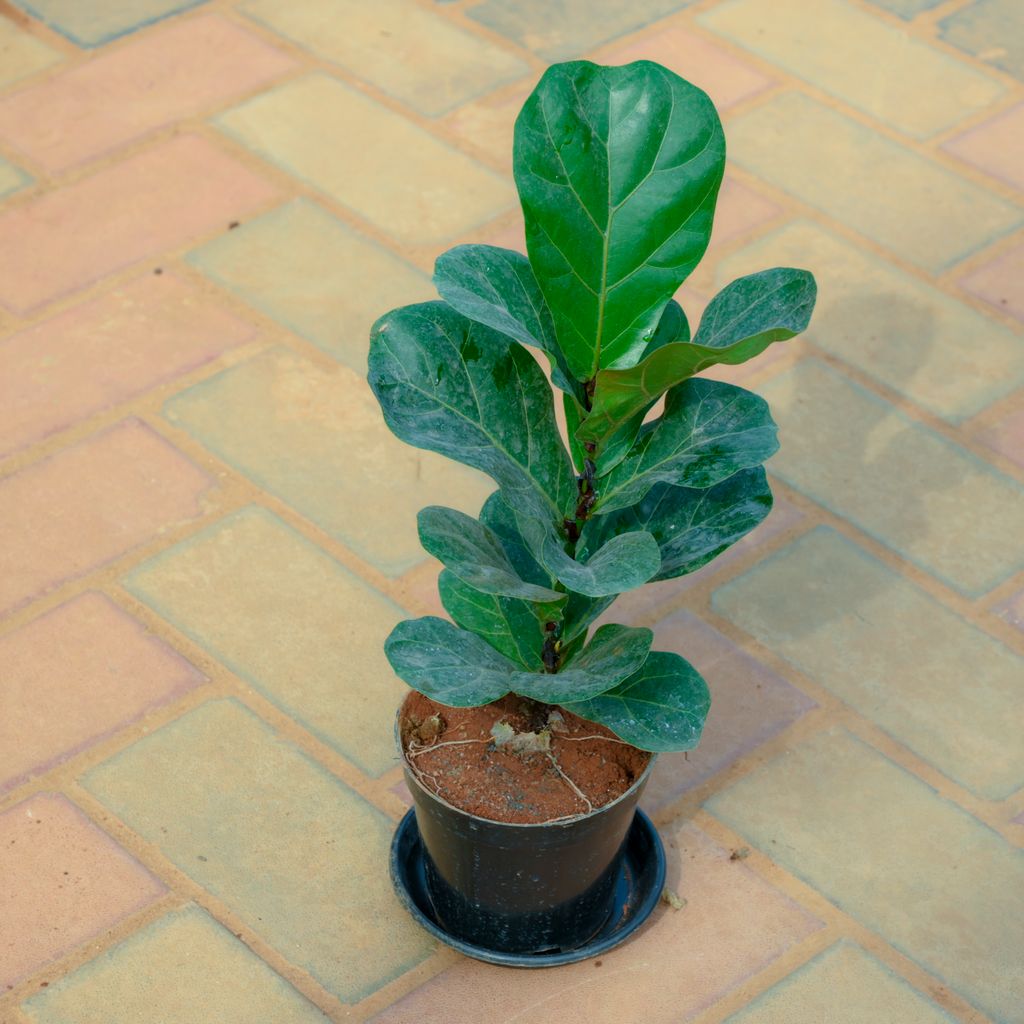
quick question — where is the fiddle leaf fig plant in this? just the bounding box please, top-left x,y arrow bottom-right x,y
368,59 -> 816,754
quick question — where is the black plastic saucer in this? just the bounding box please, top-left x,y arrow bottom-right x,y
390,807 -> 666,968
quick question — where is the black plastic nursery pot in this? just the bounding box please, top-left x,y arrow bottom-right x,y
390,707 -> 665,966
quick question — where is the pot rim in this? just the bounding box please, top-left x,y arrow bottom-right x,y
395,692 -> 657,830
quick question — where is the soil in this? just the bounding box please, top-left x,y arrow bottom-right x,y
399,692 -> 652,825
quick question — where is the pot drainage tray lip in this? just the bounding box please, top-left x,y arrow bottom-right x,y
390,807 -> 666,968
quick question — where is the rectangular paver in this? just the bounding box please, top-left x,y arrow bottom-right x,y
466,0 -> 697,60
0,17 -> 60,88
707,729 -> 1024,1024
959,240 -> 1024,324
23,905 -> 328,1024
726,941 -> 957,1024
700,0 -> 1002,138
186,199 -> 433,372
0,134 -> 278,313
373,823 -> 818,1024
242,0 -> 527,117
944,101 -> 1024,191
0,419 -> 211,615
15,0 -> 206,47
0,793 -> 165,988
0,156 -> 28,198
715,221 -> 1024,422
641,610 -> 815,813
0,14 -> 295,172
82,699 -> 435,1004
0,592 -> 204,793
161,347 -> 491,577
756,359 -> 1024,596
124,506 -> 410,777
940,0 -> 1024,80
714,527 -> 1024,799
217,74 -> 513,246
727,93 -> 1022,271
0,272 -> 256,458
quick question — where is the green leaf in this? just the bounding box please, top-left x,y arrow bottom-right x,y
563,651 -> 710,752
521,623 -> 653,703
590,299 -> 692,475
438,570 -> 544,670
513,60 -> 725,380
581,467 -> 773,581
542,530 -> 661,597
418,506 -> 566,604
368,302 -> 576,525
384,616 -> 519,707
563,391 -> 589,472
579,269 -> 814,452
433,244 -> 584,404
385,617 -> 651,707
594,378 -> 778,514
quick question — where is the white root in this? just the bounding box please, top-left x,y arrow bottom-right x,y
545,751 -> 593,815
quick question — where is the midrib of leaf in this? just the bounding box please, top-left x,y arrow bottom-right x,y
699,278 -> 800,346
378,325 -> 564,520
597,390 -> 752,508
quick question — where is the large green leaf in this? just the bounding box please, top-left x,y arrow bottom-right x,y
368,302 -> 576,524
563,651 -> 710,752
384,616 -> 520,707
579,269 -> 815,451
541,530 -> 662,597
581,467 -> 773,581
418,505 -> 565,604
438,570 -> 544,670
535,623 -> 653,703
514,60 -> 725,381
433,244 -> 584,404
593,378 -> 778,514
385,617 -> 651,706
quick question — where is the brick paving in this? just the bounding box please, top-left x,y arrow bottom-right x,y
0,1 -> 1020,1021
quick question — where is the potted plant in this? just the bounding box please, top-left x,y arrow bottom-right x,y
368,58 -> 815,965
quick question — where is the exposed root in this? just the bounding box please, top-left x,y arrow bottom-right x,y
406,738 -> 489,759
555,733 -> 636,747
545,751 -> 593,815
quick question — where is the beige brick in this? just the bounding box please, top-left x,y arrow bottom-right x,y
216,74 -> 514,246
242,0 -> 527,117
83,700 -> 434,1003
0,18 -> 60,88
124,507 -> 410,777
701,0 -> 1002,138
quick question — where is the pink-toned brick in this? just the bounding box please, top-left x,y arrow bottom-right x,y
994,587 -> 1024,634
0,419 -> 212,614
959,241 -> 1024,324
0,273 -> 256,458
640,611 -> 815,813
0,134 -> 277,313
943,101 -> 1024,192
441,88 -> 528,171
0,793 -> 164,987
0,592 -> 205,793
595,24 -> 773,111
977,404 -> 1024,471
707,176 -> 782,254
0,15 -> 295,174
371,823 -> 819,1024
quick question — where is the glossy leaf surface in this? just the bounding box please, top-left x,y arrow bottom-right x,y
368,302 -> 575,524
563,650 -> 710,752
594,378 -> 778,514
514,61 -> 725,380
580,269 -> 814,452
418,505 -> 565,604
581,467 -> 773,581
385,617 -> 651,706
542,530 -> 662,597
438,570 -> 544,670
433,244 -> 583,403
